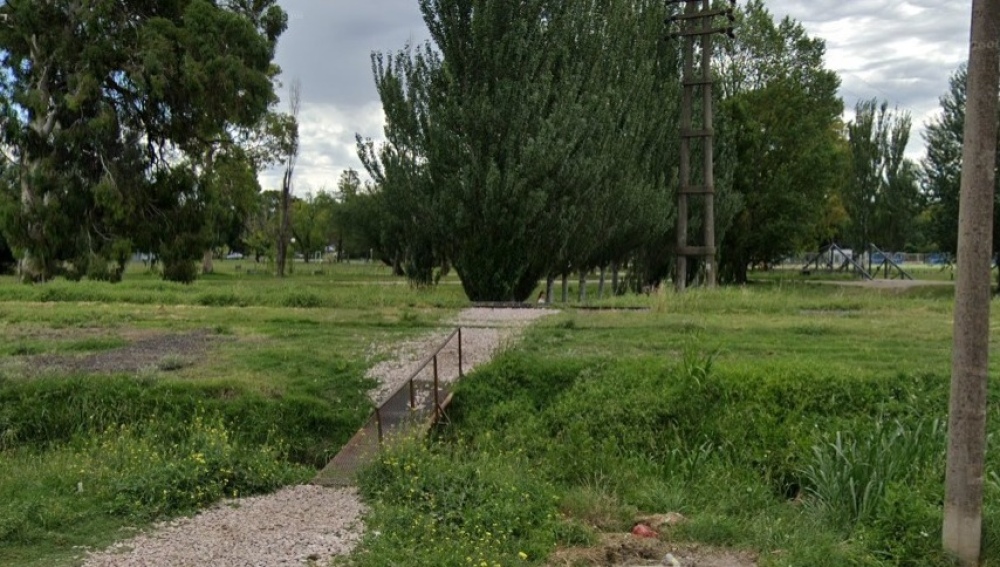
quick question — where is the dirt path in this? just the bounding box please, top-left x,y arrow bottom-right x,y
808,278 -> 953,289
82,307 -> 556,567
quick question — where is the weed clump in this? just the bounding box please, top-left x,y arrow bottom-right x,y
355,436 -> 563,566
98,413 -> 307,520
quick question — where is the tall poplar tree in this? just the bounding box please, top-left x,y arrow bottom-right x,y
844,99 -> 920,252
361,0 -> 680,301
924,64 -> 1000,278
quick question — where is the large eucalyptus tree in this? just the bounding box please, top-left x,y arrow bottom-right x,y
0,0 -> 287,281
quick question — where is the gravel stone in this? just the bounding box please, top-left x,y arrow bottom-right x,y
83,485 -> 365,567
366,307 -> 557,405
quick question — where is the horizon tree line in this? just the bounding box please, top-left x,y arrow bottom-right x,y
0,0 -> 991,297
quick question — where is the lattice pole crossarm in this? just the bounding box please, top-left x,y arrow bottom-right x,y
665,0 -> 736,291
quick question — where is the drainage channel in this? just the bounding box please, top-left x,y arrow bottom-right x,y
313,328 -> 463,487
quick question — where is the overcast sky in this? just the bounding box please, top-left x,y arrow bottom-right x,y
259,0 -> 974,194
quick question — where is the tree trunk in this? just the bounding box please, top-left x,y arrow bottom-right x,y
201,250 -> 214,275
545,275 -> 555,304
944,2 -> 1000,563
611,262 -> 620,296
277,80 -> 300,278
276,172 -> 291,277
578,271 -> 587,302
598,265 -> 607,299
561,273 -> 569,303
18,171 -> 45,282
19,53 -> 59,283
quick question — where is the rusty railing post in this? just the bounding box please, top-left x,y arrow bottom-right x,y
458,327 -> 464,378
375,407 -> 383,444
433,354 -> 440,419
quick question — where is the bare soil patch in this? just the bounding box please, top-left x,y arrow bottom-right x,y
22,329 -> 221,375
547,534 -> 757,567
809,278 -> 952,290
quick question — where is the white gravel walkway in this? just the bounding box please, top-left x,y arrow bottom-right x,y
81,307 -> 556,567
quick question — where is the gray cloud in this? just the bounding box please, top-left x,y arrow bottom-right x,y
275,0 -> 428,107
767,0 -> 971,157
259,1 -> 427,193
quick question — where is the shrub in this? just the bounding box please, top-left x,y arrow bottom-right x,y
86,254 -> 124,283
161,257 -> 198,284
798,418 -> 945,530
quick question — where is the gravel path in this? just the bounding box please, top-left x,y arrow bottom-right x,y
82,486 -> 365,567
366,307 -> 557,405
82,307 -> 556,567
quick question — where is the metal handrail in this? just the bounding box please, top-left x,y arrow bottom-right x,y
372,327 -> 463,443
376,327 -> 461,405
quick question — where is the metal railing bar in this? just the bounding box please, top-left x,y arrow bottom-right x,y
375,407 -> 383,444
375,327 -> 460,406
433,354 -> 440,420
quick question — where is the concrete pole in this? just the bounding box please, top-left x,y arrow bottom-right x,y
943,1 -> 1000,563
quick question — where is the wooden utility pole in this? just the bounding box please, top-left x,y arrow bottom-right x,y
668,0 -> 734,291
943,0 -> 1000,564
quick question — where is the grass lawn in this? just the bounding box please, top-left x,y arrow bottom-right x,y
0,261 -> 467,567
352,281 -> 1000,566
3,263 -> 999,566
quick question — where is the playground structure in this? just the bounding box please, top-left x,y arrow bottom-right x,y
801,243 -> 913,281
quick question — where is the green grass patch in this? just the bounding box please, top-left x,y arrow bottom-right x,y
354,436 -> 564,566
0,264 -> 463,566
347,284 -> 1000,566
0,414 -> 308,567
7,270 -> 1000,566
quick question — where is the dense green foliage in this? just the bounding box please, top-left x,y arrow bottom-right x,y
844,99 -> 922,252
360,0 -> 680,300
360,0 -> 931,294
352,285 -> 1000,566
923,64 -> 1000,261
716,1 -> 846,284
0,0 -> 287,282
